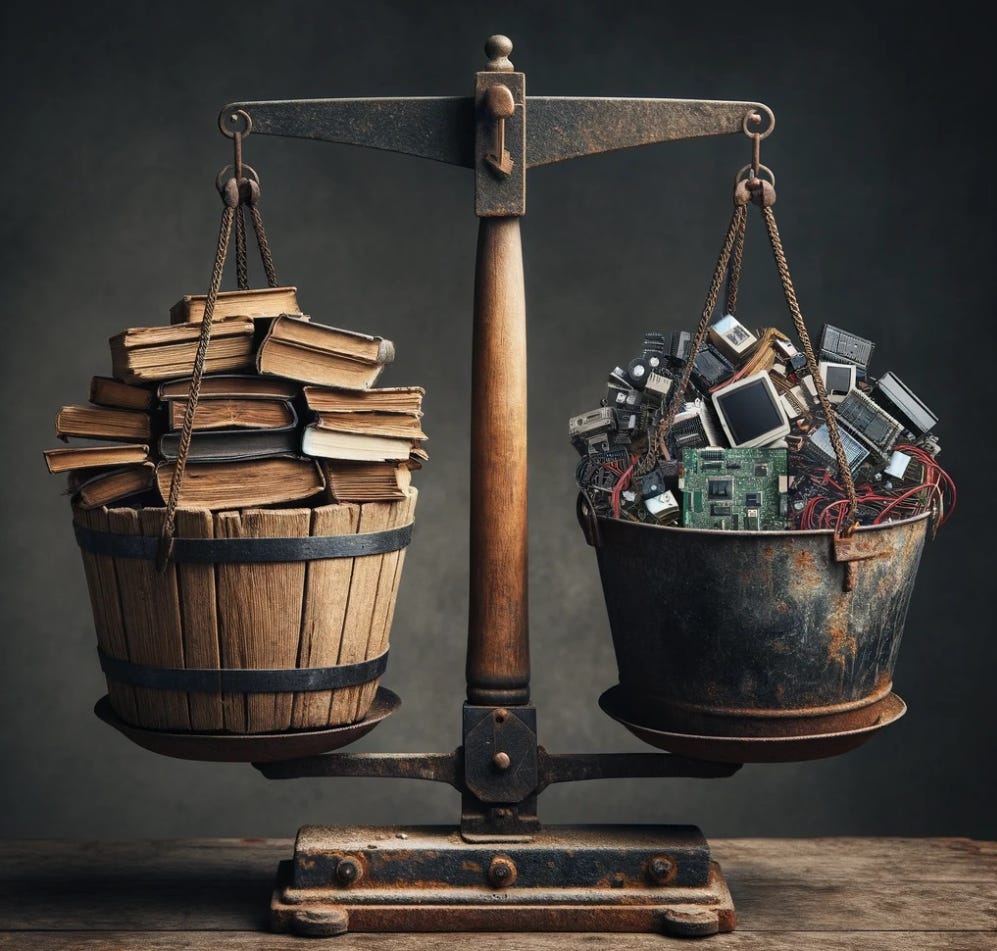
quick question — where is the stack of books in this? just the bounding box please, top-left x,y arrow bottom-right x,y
44,287 -> 427,510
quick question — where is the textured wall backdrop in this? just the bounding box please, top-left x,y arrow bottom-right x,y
1,0 -> 992,839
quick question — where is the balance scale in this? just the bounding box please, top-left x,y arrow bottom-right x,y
96,35 -> 898,938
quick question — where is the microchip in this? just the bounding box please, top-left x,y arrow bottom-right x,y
754,464 -> 769,476
710,503 -> 733,516
708,479 -> 732,499
745,492 -> 762,507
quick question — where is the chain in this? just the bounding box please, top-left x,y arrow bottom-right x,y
248,201 -> 279,287
636,201 -> 747,477
156,196 -> 237,571
759,201 -> 858,533
235,205 -> 250,290
724,205 -> 746,316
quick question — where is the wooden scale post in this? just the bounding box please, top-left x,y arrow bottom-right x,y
221,35 -> 773,937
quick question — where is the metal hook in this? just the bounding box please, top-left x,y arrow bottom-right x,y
218,108 -> 253,139
742,105 -> 775,140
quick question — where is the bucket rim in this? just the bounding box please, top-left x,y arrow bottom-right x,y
593,508 -> 929,540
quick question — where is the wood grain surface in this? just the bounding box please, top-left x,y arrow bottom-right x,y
0,838 -> 992,948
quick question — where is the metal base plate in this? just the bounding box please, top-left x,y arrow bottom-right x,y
93,688 -> 400,762
271,824 -> 734,937
600,685 -> 906,763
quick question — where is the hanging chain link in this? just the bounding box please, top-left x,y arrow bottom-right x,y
157,113 -> 282,569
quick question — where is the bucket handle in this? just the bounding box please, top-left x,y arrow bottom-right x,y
577,491 -> 602,548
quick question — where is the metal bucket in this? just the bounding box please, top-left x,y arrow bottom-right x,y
578,496 -> 930,756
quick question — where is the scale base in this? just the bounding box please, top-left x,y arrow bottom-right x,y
271,824 -> 734,937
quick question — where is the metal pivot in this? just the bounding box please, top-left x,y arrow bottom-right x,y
221,33 -> 773,937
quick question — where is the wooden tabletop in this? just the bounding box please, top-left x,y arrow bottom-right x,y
0,837 -> 993,949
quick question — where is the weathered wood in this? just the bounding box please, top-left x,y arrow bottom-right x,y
74,507 -> 137,724
467,216 -> 530,706
174,509 -> 223,731
2,932 -> 995,950
356,488 -> 417,718
291,502 -> 361,729
216,509 -> 311,732
330,500 -> 395,725
108,507 -> 189,730
0,838 -> 994,939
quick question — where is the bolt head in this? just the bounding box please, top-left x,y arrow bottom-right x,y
488,855 -> 518,888
648,855 -> 675,884
492,751 -> 512,770
335,856 -> 363,887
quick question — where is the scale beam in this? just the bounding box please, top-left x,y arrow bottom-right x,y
221,95 -> 770,170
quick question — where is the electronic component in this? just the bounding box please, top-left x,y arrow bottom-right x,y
780,384 -> 812,419
805,422 -> 870,474
644,371 -> 672,402
708,314 -> 758,362
575,448 -> 630,491
774,338 -> 799,361
819,361 -> 857,403
872,371 -> 938,436
667,399 -> 721,453
883,450 -> 926,486
834,388 -> 904,458
568,406 -> 616,455
639,472 -> 679,524
819,324 -> 875,369
680,447 -> 789,530
712,371 -> 791,448
669,330 -> 693,365
789,353 -> 809,373
691,344 -> 735,391
641,332 -> 668,371
626,357 -> 652,389
607,381 -> 642,411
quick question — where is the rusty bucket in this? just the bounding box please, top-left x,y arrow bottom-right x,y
578,497 -> 930,761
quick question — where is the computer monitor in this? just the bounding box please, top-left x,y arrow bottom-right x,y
711,371 -> 790,448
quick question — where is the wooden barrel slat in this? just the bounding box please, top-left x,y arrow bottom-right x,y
354,488 -> 418,720
76,508 -> 139,724
175,509 -> 223,731
329,501 -> 396,726
291,503 -> 361,730
109,508 -> 190,731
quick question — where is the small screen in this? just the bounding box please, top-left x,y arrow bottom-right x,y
716,379 -> 784,445
825,365 -> 854,393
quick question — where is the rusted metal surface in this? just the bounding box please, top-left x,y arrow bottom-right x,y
587,512 -> 928,747
94,688 -> 400,763
254,751 -> 461,786
601,686 -> 907,763
270,826 -> 733,937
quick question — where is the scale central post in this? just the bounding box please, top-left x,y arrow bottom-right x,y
224,34 -> 770,937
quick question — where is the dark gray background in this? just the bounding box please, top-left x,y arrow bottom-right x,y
2,1 -> 993,840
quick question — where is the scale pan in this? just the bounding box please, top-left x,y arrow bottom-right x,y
599,685 -> 906,763
94,687 -> 401,763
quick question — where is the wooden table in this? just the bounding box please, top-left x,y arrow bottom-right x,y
0,838 -> 993,948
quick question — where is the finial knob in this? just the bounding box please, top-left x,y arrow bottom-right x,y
485,35 -> 514,71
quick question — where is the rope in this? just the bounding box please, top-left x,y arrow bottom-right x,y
235,204 -> 250,290
248,202 -> 279,287
636,201 -> 747,477
157,198 -> 236,571
724,209 -> 746,316
760,202 -> 858,533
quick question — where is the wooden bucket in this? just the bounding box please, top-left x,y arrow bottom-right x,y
73,489 -> 416,733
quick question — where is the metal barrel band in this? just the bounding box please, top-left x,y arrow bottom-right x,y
97,647 -> 389,693
76,522 -> 413,563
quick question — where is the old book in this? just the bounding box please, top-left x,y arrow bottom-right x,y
155,457 -> 325,509
301,425 -> 420,462
44,443 -> 150,474
56,405 -> 152,441
89,376 -> 155,410
167,398 -> 296,431
321,459 -> 414,502
257,315 -> 394,389
69,463 -> 156,508
302,385 -> 424,414
169,286 -> 302,325
311,412 -> 426,441
109,316 -> 255,384
158,374 -> 300,401
159,424 -> 298,463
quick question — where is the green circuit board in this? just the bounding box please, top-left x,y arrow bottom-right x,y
680,447 -> 789,531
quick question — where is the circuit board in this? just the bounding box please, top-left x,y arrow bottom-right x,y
680,447 -> 789,530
